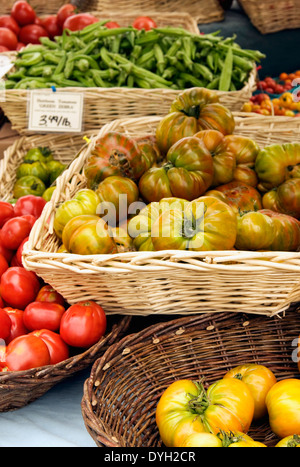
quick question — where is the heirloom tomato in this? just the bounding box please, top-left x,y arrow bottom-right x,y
0,201 -> 15,228
128,198 -> 188,251
24,146 -> 53,163
5,334 -> 50,371
194,129 -> 259,187
179,432 -> 222,447
62,215 -> 99,251
156,88 -> 235,155
139,136 -> 214,203
4,307 -> 27,343
255,142 -> 300,192
84,132 -> 143,188
135,135 -> 162,172
207,181 -> 262,215
0,267 -> 40,309
0,308 -> 11,341
31,329 -> 69,365
224,364 -> 277,420
0,216 -> 32,250
62,215 -> 118,255
221,431 -> 267,447
16,160 -> 49,184
60,300 -> 107,348
14,195 -> 47,219
35,285 -> 65,306
96,175 -> 139,224
266,379 -> 300,439
155,378 -> 254,447
13,175 -> 46,199
151,195 -> 237,252
262,178 -> 300,219
259,209 -> 300,251
46,160 -> 66,185
110,226 -> 134,253
23,301 -> 66,332
235,211 -> 274,251
53,189 -> 100,239
275,435 -> 300,447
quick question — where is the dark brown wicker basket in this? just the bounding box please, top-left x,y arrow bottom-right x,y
0,315 -> 131,412
81,310 -> 300,447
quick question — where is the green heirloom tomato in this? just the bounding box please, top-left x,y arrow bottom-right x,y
235,211 -> 275,251
151,195 -> 237,252
262,178 -> 300,219
42,186 -> 56,202
53,189 -> 100,239
259,209 -> 300,251
13,175 -> 46,199
135,135 -> 162,172
46,160 -> 66,185
24,146 -> 53,163
139,136 -> 214,203
206,181 -> 262,215
16,161 -> 49,184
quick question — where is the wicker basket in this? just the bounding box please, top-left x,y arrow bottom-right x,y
81,309 -> 300,447
239,0 -> 300,34
0,314 -> 131,412
21,114 -> 300,318
84,0 -> 225,24
0,131 -> 95,201
4,0 -> 68,15
1,67 -> 257,136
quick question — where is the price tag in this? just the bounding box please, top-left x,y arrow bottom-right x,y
28,91 -> 84,133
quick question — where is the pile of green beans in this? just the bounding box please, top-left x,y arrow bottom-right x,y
5,22 -> 265,91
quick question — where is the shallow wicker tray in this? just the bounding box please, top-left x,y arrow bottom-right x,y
0,315 -> 131,412
239,0 -> 300,34
21,114 -> 300,318
84,0 -> 225,24
81,309 -> 300,447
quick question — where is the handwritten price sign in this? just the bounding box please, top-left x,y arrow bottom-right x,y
28,91 -> 83,133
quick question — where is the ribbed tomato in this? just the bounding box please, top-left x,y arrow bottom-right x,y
262,178 -> 300,219
235,211 -> 274,250
259,209 -> 300,251
207,181 -> 262,215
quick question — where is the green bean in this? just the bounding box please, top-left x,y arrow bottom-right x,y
219,47 -> 233,91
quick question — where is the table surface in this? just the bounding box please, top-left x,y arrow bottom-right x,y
1,1 -> 299,448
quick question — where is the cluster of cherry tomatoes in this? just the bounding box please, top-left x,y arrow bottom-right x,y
0,195 -> 107,372
0,1 -> 158,51
242,92 -> 300,116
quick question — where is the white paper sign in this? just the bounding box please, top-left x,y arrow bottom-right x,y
0,55 -> 13,79
28,91 -> 84,133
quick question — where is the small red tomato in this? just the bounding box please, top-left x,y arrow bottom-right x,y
5,334 -> 50,371
14,195 -> 47,219
60,301 -> 106,348
35,284 -> 65,306
23,301 -> 66,332
0,27 -> 18,50
0,216 -> 32,250
41,15 -> 62,39
63,13 -> 98,31
34,17 -> 43,26
11,1 -> 36,26
56,3 -> 76,28
265,87 -> 275,94
0,254 -> 9,279
0,267 -> 40,309
0,201 -> 15,228
105,21 -> 120,28
275,84 -> 284,94
19,24 -> 49,45
0,308 -> 11,341
31,329 -> 69,365
0,15 -> 20,36
132,16 -> 157,31
4,307 -> 27,343
0,238 -> 14,263
15,236 -> 29,267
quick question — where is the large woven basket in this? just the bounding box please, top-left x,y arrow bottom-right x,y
81,309 -> 300,447
0,314 -> 131,412
22,114 -> 300,318
239,0 -> 300,34
83,0 -> 225,24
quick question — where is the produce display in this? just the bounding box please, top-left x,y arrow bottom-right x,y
4,18 -> 264,90
49,87 -> 300,255
0,196 -> 108,372
155,364 -> 300,447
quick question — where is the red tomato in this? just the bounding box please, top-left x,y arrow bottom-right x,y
0,238 -> 14,263
11,1 -> 36,26
0,267 -> 40,309
23,301 -> 65,332
132,16 -> 157,30
19,24 -> 49,45
0,254 -> 9,278
15,236 -> 29,266
21,214 -> 36,228
63,13 -> 98,31
41,15 -> 62,39
5,334 -> 50,371
35,284 -> 65,306
10,254 -> 23,267
31,329 -> 69,365
0,296 -> 4,308
0,202 -> 15,228
60,301 -> 107,348
4,307 -> 27,343
34,17 -> 43,26
14,195 -> 46,219
0,308 -> 11,341
0,216 -> 32,250
56,3 -> 76,28
105,21 -> 121,28
16,42 -> 25,51
0,15 -> 20,36
0,45 -> 9,52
